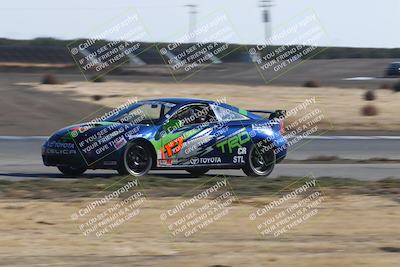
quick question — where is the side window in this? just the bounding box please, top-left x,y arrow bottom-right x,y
170,104 -> 217,128
119,103 -> 173,124
212,105 -> 249,122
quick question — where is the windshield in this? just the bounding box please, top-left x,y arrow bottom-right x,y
105,101 -> 175,125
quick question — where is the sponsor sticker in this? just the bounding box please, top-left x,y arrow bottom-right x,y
158,159 -> 173,167
237,147 -> 247,155
190,157 -> 222,165
114,136 -> 127,150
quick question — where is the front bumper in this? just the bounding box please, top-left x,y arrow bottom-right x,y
42,140 -> 84,167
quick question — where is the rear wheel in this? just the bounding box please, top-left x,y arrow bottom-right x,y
124,141 -> 153,176
242,144 -> 275,177
57,166 -> 87,176
186,168 -> 210,177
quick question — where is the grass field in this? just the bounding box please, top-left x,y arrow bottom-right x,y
0,176 -> 399,267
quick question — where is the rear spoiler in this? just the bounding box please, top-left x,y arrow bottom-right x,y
248,110 -> 286,120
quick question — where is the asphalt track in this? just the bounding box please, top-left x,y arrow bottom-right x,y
1,137 -> 399,181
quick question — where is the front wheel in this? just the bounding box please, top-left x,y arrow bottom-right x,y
123,141 -> 153,176
57,166 -> 87,176
242,144 -> 275,177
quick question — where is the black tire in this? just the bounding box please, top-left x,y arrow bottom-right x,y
186,168 -> 210,177
117,164 -> 129,175
242,144 -> 276,177
57,166 -> 87,176
123,141 -> 153,176
116,146 -> 129,175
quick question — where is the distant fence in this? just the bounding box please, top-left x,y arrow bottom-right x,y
0,38 -> 399,65
0,43 -> 250,65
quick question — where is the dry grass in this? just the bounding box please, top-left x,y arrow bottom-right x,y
364,90 -> 377,101
41,74 -> 62,85
303,80 -> 320,88
0,194 -> 399,267
392,80 -> 400,92
21,81 -> 400,131
361,104 -> 379,116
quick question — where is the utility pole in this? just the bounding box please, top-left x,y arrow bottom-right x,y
259,0 -> 274,42
185,4 -> 198,43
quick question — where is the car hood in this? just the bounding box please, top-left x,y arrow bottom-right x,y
48,121 -> 158,143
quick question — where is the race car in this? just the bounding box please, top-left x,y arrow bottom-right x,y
42,98 -> 287,177
385,62 -> 400,77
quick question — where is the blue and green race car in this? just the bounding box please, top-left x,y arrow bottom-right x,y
42,98 -> 287,177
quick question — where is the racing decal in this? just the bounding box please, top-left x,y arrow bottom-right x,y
47,141 -> 75,149
251,122 -> 275,138
216,130 -> 250,154
160,135 -> 184,159
45,148 -> 77,155
233,156 -> 245,163
189,157 -> 221,165
114,136 -> 127,150
157,159 -> 174,166
238,108 -> 248,116
179,128 -> 250,166
252,122 -> 272,130
153,127 -> 206,165
183,135 -> 212,155
237,147 -> 247,155
45,141 -> 77,155
179,128 -> 214,157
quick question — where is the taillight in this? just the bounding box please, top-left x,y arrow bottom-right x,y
280,120 -> 285,134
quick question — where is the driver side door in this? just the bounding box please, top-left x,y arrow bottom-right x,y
157,103 -> 220,167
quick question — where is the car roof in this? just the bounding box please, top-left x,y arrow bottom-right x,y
147,98 -> 213,105
147,98 -> 261,119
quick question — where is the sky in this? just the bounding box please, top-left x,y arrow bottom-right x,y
0,0 -> 399,48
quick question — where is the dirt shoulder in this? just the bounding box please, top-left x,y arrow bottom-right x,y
0,83 -> 104,135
